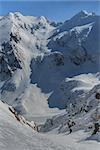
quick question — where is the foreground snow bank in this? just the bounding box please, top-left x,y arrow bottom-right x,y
0,101 -> 100,150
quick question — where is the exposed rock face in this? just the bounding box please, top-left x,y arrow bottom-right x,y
69,46 -> 88,65
0,41 -> 22,81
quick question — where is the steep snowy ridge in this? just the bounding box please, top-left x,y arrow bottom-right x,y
0,100 -> 37,130
58,10 -> 99,32
48,10 -> 100,69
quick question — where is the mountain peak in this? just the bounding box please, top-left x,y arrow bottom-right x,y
79,10 -> 89,16
14,12 -> 23,16
38,16 -> 48,24
72,10 -> 96,19
79,10 -> 96,16
7,12 -> 23,19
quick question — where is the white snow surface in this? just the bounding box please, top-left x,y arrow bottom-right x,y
0,101 -> 100,150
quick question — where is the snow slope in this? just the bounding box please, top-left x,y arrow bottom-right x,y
0,100 -> 100,150
0,101 -> 64,150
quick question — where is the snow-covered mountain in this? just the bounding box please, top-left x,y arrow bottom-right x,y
0,12 -> 55,116
0,10 -> 100,134
0,10 -> 100,114
0,10 -> 100,149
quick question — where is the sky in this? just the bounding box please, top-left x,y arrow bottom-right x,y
0,0 -> 100,22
